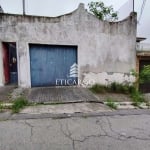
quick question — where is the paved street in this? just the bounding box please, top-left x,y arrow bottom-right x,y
0,113 -> 150,150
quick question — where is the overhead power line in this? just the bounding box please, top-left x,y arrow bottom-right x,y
138,0 -> 147,23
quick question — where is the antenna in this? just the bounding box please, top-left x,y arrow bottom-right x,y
23,0 -> 25,15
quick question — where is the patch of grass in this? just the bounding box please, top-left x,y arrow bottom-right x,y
130,90 -> 145,107
89,82 -> 147,108
89,84 -> 107,93
109,82 -> 135,94
90,82 -> 135,94
12,97 -> 28,113
106,98 -> 117,109
0,103 -> 4,112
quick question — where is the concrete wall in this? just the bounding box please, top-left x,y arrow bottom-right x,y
0,4 -> 137,87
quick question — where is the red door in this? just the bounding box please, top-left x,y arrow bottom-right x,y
3,43 -> 10,84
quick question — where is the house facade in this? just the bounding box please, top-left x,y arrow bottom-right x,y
0,4 -> 137,88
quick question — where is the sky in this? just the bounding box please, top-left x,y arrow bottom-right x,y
0,0 -> 127,16
0,0 -> 149,43
118,0 -> 150,43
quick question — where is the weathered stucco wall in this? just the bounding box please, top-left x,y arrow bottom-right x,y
0,4 -> 137,87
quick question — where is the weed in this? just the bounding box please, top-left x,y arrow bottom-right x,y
90,82 -> 135,94
82,115 -> 88,119
0,103 -> 4,112
109,82 -> 135,94
106,98 -> 117,109
139,65 -> 150,83
12,97 -> 28,113
89,84 -> 107,93
130,90 -> 145,107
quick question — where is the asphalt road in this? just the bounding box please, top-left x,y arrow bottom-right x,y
0,113 -> 150,150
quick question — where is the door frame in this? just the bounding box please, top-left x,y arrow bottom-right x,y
2,42 -> 18,85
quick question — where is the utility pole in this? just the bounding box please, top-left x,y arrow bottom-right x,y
133,0 -> 134,12
23,0 -> 25,15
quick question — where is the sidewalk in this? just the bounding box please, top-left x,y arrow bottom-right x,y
20,102 -> 111,115
0,86 -> 150,119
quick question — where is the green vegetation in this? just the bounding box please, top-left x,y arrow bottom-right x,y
131,65 -> 150,87
88,1 -> 118,21
130,65 -> 150,106
89,82 -> 135,94
130,89 -> 145,106
139,65 -> 150,83
90,81 -> 146,107
89,84 -> 107,93
106,98 -> 117,109
109,82 -> 135,94
0,102 -> 4,112
12,97 -> 28,113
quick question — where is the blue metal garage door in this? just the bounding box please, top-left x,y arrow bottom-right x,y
29,44 -> 78,87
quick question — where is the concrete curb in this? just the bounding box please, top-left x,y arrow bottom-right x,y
1,101 -> 149,112
104,101 -> 150,109
0,101 -> 149,121
1,103 -> 12,107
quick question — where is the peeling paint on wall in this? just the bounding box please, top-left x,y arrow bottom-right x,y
81,72 -> 135,87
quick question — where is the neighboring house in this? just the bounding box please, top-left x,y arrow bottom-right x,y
0,4 -> 137,88
118,0 -> 150,93
136,37 -> 150,93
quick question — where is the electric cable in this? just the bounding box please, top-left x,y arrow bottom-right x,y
138,0 -> 147,23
